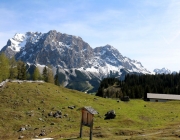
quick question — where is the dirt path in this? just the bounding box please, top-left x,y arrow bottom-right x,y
140,131 -> 163,137
137,125 -> 180,139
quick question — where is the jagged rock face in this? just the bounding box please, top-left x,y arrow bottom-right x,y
93,45 -> 135,69
1,40 -> 17,58
1,33 -> 26,58
93,45 -> 123,67
1,30 -> 151,74
14,30 -> 93,68
92,45 -> 149,74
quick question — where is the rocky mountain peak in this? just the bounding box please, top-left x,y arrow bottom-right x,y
104,44 -> 117,50
1,30 -> 151,75
153,68 -> 171,74
13,33 -> 25,42
3,30 -> 93,68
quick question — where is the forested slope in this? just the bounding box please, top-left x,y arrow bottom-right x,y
96,73 -> 180,100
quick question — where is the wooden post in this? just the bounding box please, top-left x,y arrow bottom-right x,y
80,111 -> 83,138
90,125 -> 92,140
89,115 -> 94,140
80,121 -> 83,138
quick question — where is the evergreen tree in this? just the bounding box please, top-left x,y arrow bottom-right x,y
144,85 -> 150,100
0,53 -> 9,82
26,72 -> 31,80
33,67 -> 41,80
134,86 -> 140,98
54,68 -> 60,86
47,68 -> 54,83
9,57 -> 17,79
17,60 -> 27,80
96,86 -> 103,97
42,66 -> 54,83
130,87 -> 135,98
42,66 -> 48,82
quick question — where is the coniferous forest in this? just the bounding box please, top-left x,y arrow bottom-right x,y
96,73 -> 180,100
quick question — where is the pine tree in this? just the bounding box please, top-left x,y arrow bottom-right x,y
9,57 -> 17,79
26,72 -> 31,80
33,67 -> 41,80
42,66 -> 54,83
134,86 -> 140,98
42,66 -> 48,82
144,85 -> 150,100
17,60 -> 27,80
54,68 -> 60,86
0,53 -> 9,82
47,68 -> 54,83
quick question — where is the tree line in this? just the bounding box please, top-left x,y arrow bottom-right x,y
96,73 -> 180,100
0,53 -> 60,85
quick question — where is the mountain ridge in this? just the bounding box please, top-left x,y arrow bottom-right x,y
1,30 -> 151,92
153,67 -> 177,75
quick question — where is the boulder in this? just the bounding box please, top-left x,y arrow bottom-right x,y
104,110 -> 116,119
53,110 -> 62,118
121,96 -> 130,101
18,135 -> 24,139
50,122 -> 55,125
39,129 -> 46,136
18,127 -> 26,132
48,111 -> 53,116
68,105 -> 76,109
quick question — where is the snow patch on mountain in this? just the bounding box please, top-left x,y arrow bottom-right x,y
5,32 -> 44,54
8,33 -> 26,51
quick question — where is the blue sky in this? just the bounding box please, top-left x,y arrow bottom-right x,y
0,0 -> 180,72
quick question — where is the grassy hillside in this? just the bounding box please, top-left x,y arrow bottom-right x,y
1,82 -> 180,140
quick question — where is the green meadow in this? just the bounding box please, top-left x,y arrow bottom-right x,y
1,82 -> 180,140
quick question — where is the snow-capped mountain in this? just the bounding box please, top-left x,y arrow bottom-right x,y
153,68 -> 178,75
153,68 -> 171,74
1,30 -> 151,92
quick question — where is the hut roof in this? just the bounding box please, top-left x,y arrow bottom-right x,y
83,106 -> 98,114
147,93 -> 180,100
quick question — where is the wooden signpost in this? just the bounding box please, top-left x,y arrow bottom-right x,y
80,106 -> 98,140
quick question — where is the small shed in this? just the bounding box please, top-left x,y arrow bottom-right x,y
80,106 -> 98,140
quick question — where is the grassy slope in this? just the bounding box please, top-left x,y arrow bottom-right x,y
1,82 -> 180,139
